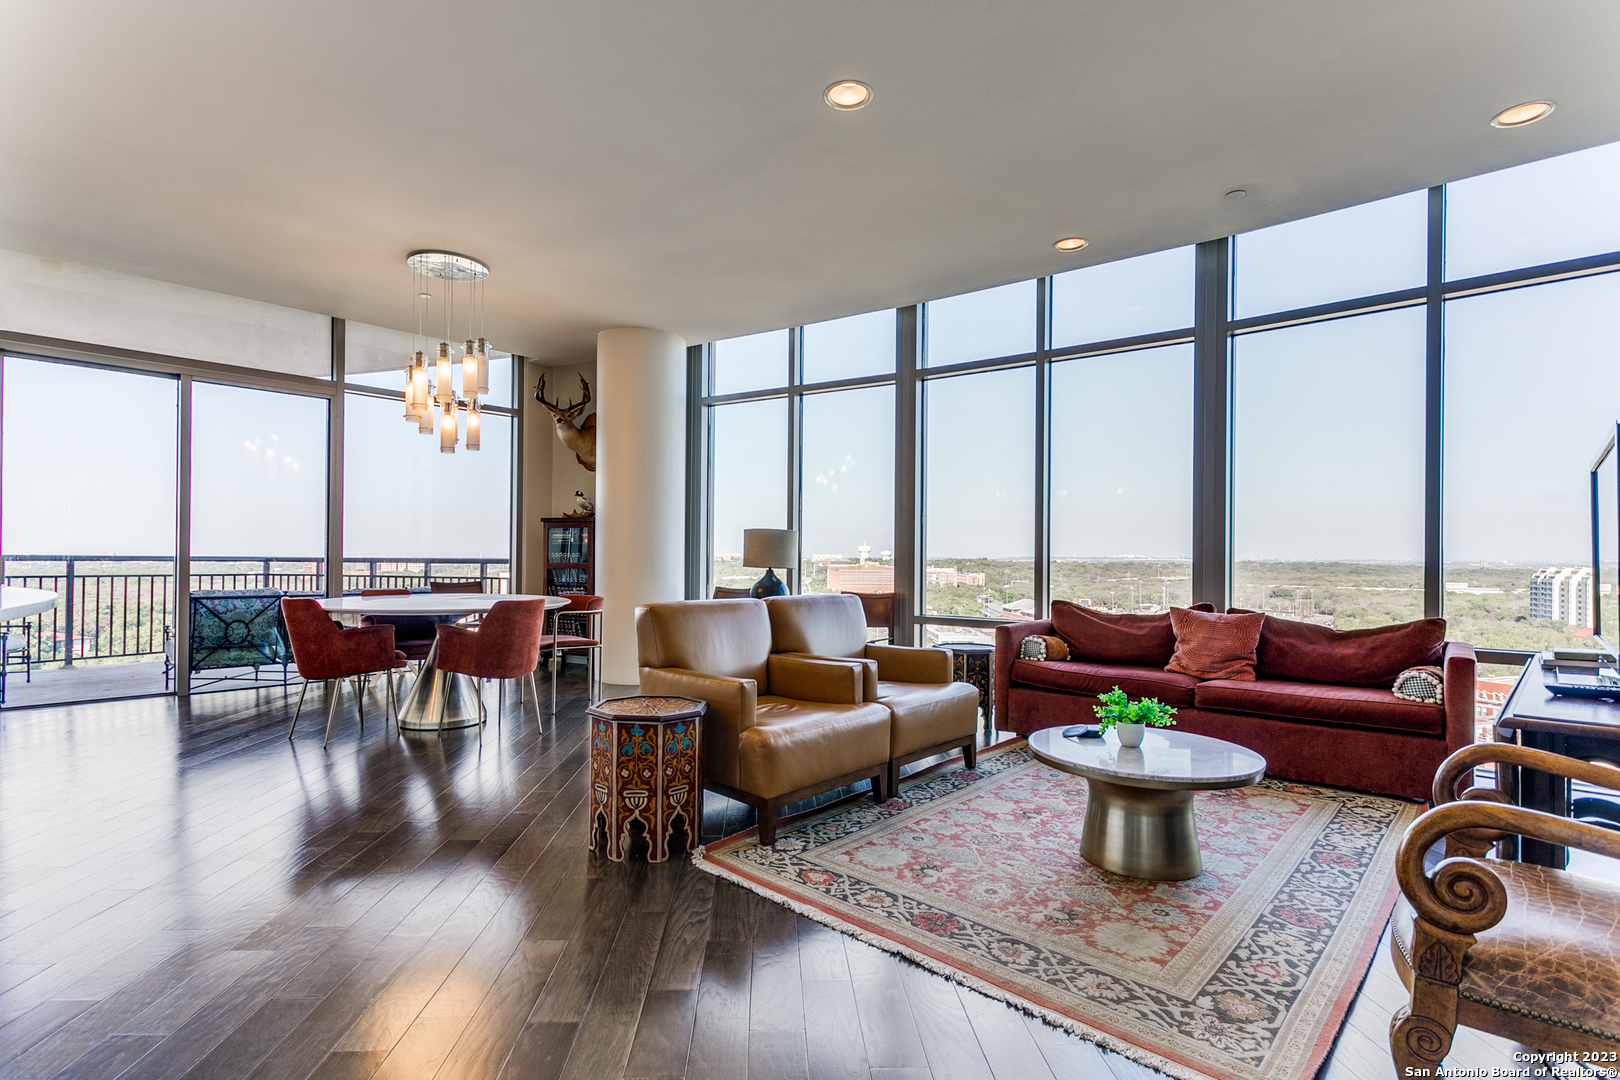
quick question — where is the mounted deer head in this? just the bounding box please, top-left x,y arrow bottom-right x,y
536,373 -> 596,472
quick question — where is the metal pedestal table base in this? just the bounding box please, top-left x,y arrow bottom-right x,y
395,640 -> 482,732
1079,777 -> 1202,881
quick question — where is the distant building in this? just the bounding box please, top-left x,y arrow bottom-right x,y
983,597 -> 1036,620
925,567 -> 986,587
1530,567 -> 1593,628
1474,676 -> 1518,743
826,562 -> 893,593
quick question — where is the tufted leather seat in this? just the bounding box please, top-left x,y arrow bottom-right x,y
764,593 -> 980,792
637,598 -> 891,845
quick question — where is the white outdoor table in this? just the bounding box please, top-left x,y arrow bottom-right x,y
319,593 -> 565,732
0,586 -> 58,621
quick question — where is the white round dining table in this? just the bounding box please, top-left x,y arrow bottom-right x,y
0,586 -> 59,622
319,592 -> 566,732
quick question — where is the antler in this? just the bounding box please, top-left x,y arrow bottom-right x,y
573,374 -> 591,414
535,374 -> 562,416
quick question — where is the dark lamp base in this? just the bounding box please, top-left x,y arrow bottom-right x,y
750,568 -> 787,598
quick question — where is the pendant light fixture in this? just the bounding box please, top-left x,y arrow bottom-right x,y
402,250 -> 491,452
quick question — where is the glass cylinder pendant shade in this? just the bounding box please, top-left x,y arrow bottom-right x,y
466,401 -> 481,451
476,338 -> 490,394
440,401 -> 457,453
418,401 -> 435,434
436,343 -> 453,403
462,340 -> 478,399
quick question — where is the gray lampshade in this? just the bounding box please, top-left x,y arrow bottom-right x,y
742,528 -> 798,570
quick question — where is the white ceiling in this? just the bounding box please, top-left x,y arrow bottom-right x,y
2,1 -> 1616,364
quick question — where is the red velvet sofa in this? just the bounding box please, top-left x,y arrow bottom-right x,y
993,607 -> 1476,801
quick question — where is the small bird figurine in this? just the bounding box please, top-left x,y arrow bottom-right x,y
574,491 -> 594,515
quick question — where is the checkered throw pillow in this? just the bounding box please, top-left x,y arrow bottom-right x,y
1018,634 -> 1069,661
1391,666 -> 1444,705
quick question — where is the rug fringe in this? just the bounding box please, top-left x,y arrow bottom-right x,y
691,845 -> 1218,1080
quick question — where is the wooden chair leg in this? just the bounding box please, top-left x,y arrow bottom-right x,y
288,680 -> 309,739
963,741 -> 977,769
758,803 -> 778,846
886,760 -> 899,799
322,680 -> 341,749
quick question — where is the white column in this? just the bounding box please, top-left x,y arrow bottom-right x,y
596,327 -> 687,686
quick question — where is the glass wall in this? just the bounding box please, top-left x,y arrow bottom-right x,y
923,367 -> 1035,629
710,398 -> 789,594
2,357 -> 177,704
1232,309 -> 1427,627
1049,344 -> 1194,613
801,386 -> 893,594
343,393 -> 512,589
696,136 -> 1620,668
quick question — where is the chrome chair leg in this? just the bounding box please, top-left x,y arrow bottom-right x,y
288,680 -> 309,739
530,671 -> 543,732
550,650 -> 559,718
322,679 -> 341,749
386,672 -> 398,735
474,678 -> 484,745
356,675 -> 367,732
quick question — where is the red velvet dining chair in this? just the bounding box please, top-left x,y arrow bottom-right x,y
281,598 -> 409,748
539,594 -> 604,717
434,597 -> 549,739
358,588 -> 435,664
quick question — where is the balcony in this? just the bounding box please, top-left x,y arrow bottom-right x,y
0,555 -> 511,707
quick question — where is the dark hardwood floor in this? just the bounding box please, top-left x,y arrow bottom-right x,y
0,668 -> 1553,1079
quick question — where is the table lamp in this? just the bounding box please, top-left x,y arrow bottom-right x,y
742,528 -> 798,598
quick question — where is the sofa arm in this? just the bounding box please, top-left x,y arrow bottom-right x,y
994,620 -> 1055,726
766,655 -> 864,705
1441,641 -> 1477,754
783,652 -> 878,700
864,642 -> 952,685
641,667 -> 757,733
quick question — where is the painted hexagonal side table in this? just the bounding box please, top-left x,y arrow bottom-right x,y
587,695 -> 706,862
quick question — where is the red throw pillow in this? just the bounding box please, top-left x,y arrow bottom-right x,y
1051,601 -> 1214,666
1230,612 -> 1447,688
1165,607 -> 1265,681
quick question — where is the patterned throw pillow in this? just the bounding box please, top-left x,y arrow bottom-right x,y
1165,607 -> 1265,681
1018,634 -> 1070,661
1391,666 -> 1444,705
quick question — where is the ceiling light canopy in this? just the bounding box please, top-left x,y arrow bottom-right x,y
1491,101 -> 1555,128
824,80 -> 871,110
406,250 -> 489,281
1053,237 -> 1088,252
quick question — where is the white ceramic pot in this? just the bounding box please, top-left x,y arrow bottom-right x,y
1115,723 -> 1146,748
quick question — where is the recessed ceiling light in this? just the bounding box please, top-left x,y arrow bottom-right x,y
1491,101 -> 1555,128
825,80 -> 872,110
1225,189 -> 1247,200
1053,237 -> 1088,252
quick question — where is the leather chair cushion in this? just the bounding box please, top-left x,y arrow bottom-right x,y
1009,659 -> 1201,708
636,599 -> 771,684
1195,678 -> 1445,735
1393,859 -> 1620,1041
738,699 -> 891,799
765,594 -> 868,658
877,680 -> 980,758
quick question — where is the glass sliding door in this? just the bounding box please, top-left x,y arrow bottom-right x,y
187,383 -> 329,691
2,357 -> 178,706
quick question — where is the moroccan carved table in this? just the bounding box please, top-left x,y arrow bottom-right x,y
587,695 -> 706,862
949,643 -> 995,735
1029,727 -> 1266,881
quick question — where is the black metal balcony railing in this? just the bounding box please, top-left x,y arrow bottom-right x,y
1,555 -> 510,667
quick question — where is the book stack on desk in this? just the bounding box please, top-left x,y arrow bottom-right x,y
1541,648 -> 1619,671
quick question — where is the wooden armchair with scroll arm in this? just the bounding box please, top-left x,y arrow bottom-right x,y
1389,743 -> 1620,1076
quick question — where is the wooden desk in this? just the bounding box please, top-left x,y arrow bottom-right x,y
1495,658 -> 1620,867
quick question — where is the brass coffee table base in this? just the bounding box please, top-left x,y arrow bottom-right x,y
1080,777 -> 1202,881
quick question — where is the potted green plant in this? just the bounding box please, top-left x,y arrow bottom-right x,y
1093,685 -> 1178,748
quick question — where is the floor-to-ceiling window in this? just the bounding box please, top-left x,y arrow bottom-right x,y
694,138 -> 1620,694
1,357 -> 178,705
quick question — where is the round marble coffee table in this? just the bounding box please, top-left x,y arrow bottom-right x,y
1028,727 -> 1267,881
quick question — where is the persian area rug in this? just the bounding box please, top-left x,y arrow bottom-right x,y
694,740 -> 1422,1080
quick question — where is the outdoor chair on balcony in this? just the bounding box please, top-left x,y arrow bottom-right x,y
434,597 -> 549,738
844,591 -> 896,643
1,623 -> 30,704
539,594 -> 604,715
165,590 -> 295,691
358,588 -> 435,664
281,597 -> 407,748
712,587 -> 752,599
430,581 -> 483,594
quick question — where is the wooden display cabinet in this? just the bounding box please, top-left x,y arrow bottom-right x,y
542,516 -> 594,595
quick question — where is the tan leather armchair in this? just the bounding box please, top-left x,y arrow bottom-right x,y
765,593 -> 980,793
636,598 -> 892,845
